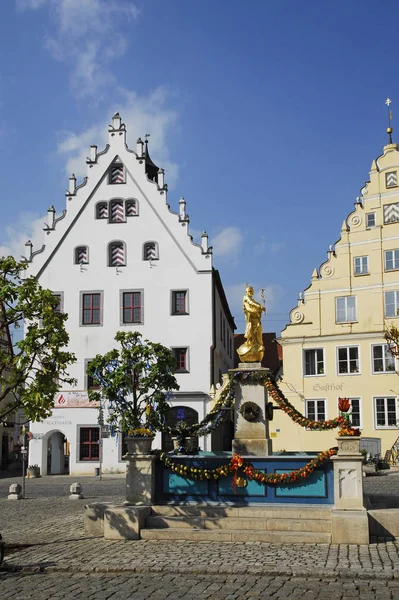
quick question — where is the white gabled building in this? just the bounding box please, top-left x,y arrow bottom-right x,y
26,113 -> 235,476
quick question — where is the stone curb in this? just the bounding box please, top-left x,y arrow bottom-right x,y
1,562 -> 399,581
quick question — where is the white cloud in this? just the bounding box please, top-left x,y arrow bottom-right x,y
57,87 -> 179,187
254,235 -> 286,257
212,227 -> 243,259
17,0 -> 139,96
0,212 -> 47,260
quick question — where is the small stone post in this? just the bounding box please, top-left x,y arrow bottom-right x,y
69,482 -> 84,500
231,364 -> 273,456
331,436 -> 369,543
8,483 -> 22,500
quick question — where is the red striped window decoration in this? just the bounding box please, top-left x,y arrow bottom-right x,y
110,201 -> 124,223
82,293 -> 101,325
96,202 -> 108,219
79,427 -> 100,461
126,200 -> 138,216
172,291 -> 187,315
143,242 -> 158,260
172,348 -> 188,372
110,164 -> 125,184
109,242 -> 125,266
75,246 -> 89,264
122,292 -> 142,324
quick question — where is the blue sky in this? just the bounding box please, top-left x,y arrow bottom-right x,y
1,0 -> 398,334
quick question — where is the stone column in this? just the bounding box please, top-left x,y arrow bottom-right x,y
125,453 -> 156,505
331,436 -> 369,544
231,364 -> 273,456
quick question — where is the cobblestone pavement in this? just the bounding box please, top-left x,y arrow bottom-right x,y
1,473 -> 399,598
2,572 -> 399,600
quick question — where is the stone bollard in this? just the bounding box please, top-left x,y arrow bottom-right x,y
69,482 -> 83,500
8,483 -> 22,500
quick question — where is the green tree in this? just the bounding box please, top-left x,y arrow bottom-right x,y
384,323 -> 399,358
0,256 -> 76,423
87,331 -> 179,433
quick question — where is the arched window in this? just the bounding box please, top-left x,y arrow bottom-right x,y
143,241 -> 159,261
96,202 -> 108,219
109,241 -> 126,266
75,246 -> 89,264
109,200 -> 124,223
125,199 -> 138,217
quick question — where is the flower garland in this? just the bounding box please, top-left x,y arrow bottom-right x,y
155,448 -> 337,488
159,370 -> 354,439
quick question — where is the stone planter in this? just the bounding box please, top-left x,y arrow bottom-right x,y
336,436 -> 361,456
171,436 -> 198,453
125,437 -> 154,455
26,466 -> 40,478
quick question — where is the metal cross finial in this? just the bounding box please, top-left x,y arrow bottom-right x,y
385,98 -> 393,143
144,133 -> 150,141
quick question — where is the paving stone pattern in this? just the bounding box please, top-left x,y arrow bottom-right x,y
1,473 -> 399,598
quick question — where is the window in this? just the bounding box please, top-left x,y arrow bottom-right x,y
109,241 -> 126,266
52,293 -> 63,313
336,296 -> 357,323
86,360 -> 100,390
74,246 -> 89,264
372,344 -> 395,373
353,256 -> 368,275
374,397 -> 397,428
109,200 -> 124,223
384,249 -> 399,271
81,292 -> 102,325
96,202 -> 108,219
304,348 -> 324,376
339,397 -> 362,429
79,427 -> 100,461
121,291 -> 143,324
384,290 -> 399,317
305,399 -> 326,422
143,242 -> 158,261
337,346 -> 360,374
384,202 -> 399,224
366,213 -> 376,228
172,347 -> 189,373
126,199 -> 138,217
386,171 -> 398,188
109,163 -> 125,184
172,290 -> 188,315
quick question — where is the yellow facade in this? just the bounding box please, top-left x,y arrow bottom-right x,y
275,139 -> 399,456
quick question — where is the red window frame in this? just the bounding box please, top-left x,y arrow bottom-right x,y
173,348 -> 188,372
123,292 -> 142,323
82,293 -> 101,325
79,427 -> 100,461
172,291 -> 187,314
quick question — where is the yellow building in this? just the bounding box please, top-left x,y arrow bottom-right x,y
275,127 -> 399,457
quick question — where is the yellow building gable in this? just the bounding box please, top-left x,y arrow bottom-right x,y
276,136 -> 399,457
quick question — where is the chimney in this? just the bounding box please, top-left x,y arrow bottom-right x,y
69,174 -> 76,195
137,138 -> 144,158
47,205 -> 55,228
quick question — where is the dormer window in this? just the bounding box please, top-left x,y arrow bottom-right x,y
75,246 -> 89,264
126,199 -> 138,216
143,241 -> 159,261
109,163 -> 125,184
96,202 -> 108,219
109,242 -> 126,267
110,200 -> 124,223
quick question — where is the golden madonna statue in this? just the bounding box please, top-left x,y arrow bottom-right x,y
236,286 -> 266,363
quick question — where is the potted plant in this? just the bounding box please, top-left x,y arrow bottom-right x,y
171,421 -> 199,454
87,332 -> 179,455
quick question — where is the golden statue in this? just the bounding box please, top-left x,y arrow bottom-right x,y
237,286 -> 266,363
